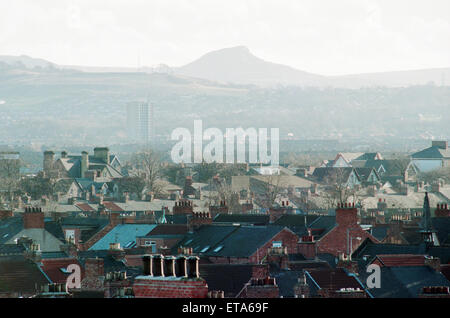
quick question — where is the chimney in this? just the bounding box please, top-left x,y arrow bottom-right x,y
432,140 -> 448,150
94,147 -> 110,164
85,258 -> 104,279
23,206 -> 44,229
61,151 -> 67,159
81,151 -> 89,178
335,202 -> 358,226
187,256 -> 200,278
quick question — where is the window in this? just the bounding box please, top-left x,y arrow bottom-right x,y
213,245 -> 223,253
272,241 -> 282,248
143,240 -> 155,247
200,246 -> 210,253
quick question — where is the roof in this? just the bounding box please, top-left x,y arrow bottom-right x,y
0,217 -> 23,244
40,258 -> 83,284
0,244 -> 25,256
432,217 -> 450,245
359,266 -> 450,298
312,167 -> 356,183
213,214 -> 270,225
353,153 -> 382,161
199,264 -> 253,297
354,167 -> 379,182
89,224 -> 157,250
305,268 -> 364,290
145,224 -> 188,237
371,254 -> 427,267
174,224 -> 291,258
412,146 -> 450,159
0,255 -> 49,294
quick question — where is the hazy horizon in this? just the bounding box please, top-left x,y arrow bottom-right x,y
1,0 -> 450,76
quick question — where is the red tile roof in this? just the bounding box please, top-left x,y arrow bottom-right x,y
372,254 -> 427,267
75,203 -> 95,212
103,202 -> 124,212
40,258 -> 84,284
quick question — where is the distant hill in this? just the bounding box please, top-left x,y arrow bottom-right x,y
2,49 -> 449,88
174,46 -> 328,87
0,55 -> 55,69
174,46 -> 450,88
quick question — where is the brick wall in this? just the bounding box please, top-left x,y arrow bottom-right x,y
317,206 -> 379,257
133,278 -> 208,298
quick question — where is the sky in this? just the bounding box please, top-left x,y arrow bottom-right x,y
1,0 -> 450,76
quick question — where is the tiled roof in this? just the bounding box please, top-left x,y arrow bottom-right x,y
102,201 -> 124,212
40,258 -> 84,284
0,255 -> 49,294
372,254 -> 427,267
89,224 -> 156,250
75,203 -> 96,212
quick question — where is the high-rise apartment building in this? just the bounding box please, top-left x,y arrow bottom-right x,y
126,100 -> 154,144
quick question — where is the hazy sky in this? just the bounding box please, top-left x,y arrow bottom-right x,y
1,0 -> 450,75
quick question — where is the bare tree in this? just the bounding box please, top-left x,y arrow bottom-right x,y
321,168 -> 359,208
129,149 -> 164,197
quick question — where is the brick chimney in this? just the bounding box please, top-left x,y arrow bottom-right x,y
336,202 -> 358,226
173,200 -> 194,215
188,212 -> 212,232
209,200 -> 229,218
23,206 -> 44,229
435,203 -> 450,217
85,258 -> 104,279
298,229 -> 317,259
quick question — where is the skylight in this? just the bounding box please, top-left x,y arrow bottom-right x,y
200,246 -> 210,253
213,245 -> 223,253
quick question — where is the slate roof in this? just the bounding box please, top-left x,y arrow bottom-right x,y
0,217 -> 23,244
213,214 -> 270,225
370,225 -> 389,241
145,224 -> 188,237
174,224 -> 292,258
89,224 -> 156,250
312,167 -> 357,183
199,264 -> 253,298
412,146 -> 450,159
0,244 -> 25,256
273,214 -> 321,236
432,217 -> 450,245
353,153 -> 382,161
358,266 -> 450,298
354,167 -> 380,182
352,239 -> 450,264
